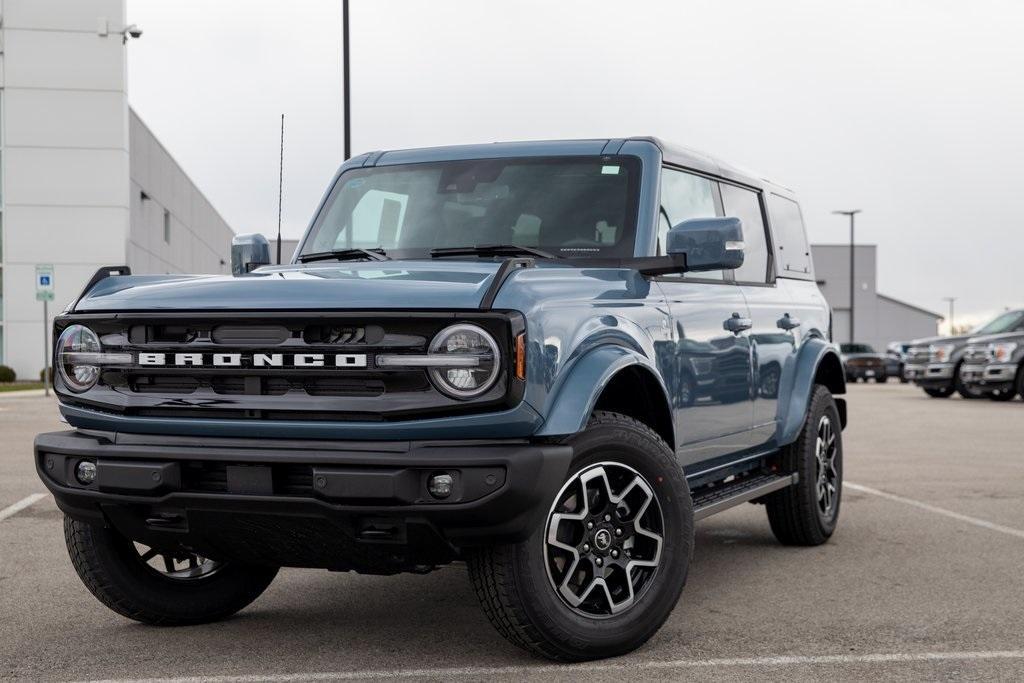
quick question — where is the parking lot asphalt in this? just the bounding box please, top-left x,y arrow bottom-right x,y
2,383 -> 1023,682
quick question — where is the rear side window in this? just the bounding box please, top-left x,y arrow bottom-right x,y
768,194 -> 812,276
721,183 -> 769,283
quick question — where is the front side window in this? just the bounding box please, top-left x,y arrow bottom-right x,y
658,167 -> 721,280
721,183 -> 770,284
300,156 -> 641,260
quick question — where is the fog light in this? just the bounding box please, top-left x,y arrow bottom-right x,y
75,460 -> 97,485
428,472 -> 453,499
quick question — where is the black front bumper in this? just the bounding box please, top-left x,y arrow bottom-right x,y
35,430 -> 572,574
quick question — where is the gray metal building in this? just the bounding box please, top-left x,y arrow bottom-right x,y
811,244 -> 942,350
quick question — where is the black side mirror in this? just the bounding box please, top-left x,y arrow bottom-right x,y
667,217 -> 745,272
231,234 -> 271,275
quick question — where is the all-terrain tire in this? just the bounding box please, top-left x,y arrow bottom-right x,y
65,516 -> 278,625
764,385 -> 842,546
468,411 -> 693,661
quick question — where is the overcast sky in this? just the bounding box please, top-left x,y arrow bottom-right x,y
126,0 -> 1024,328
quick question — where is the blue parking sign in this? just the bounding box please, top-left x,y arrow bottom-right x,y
35,264 -> 55,302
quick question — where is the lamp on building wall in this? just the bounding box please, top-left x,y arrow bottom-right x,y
121,24 -> 143,44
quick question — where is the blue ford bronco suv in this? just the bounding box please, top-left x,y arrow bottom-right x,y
36,138 -> 846,662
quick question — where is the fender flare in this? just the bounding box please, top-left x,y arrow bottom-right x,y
535,345 -> 673,443
776,337 -> 846,445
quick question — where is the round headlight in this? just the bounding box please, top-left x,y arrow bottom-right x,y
56,325 -> 102,393
428,324 -> 501,399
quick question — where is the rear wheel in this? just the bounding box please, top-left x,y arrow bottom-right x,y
873,373 -> 888,383
765,385 -> 842,546
65,516 -> 278,625
469,411 -> 693,661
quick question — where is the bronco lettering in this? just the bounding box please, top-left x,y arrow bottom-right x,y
135,352 -> 367,368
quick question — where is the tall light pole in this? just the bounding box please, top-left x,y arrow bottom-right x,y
833,210 -> 862,344
943,297 -> 957,334
343,0 -> 351,160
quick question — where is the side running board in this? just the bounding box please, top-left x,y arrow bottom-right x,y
692,472 -> 798,521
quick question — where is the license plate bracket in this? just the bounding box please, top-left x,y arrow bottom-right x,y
226,465 -> 273,495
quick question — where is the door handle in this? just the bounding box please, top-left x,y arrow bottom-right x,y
777,314 -> 801,331
724,312 -> 752,334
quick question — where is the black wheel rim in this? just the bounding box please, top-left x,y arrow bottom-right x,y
132,541 -> 223,581
544,462 -> 664,618
815,415 -> 839,518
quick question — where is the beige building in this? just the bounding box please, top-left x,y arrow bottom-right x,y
0,0 -> 234,379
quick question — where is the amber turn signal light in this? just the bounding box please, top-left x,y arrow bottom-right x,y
514,333 -> 526,380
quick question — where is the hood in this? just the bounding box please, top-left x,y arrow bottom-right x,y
73,260 -> 506,312
908,334 -> 973,347
965,331 -> 1024,345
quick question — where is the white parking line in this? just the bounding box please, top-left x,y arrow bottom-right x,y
847,482 -> 1024,540
77,650 -> 1024,682
0,492 -> 46,522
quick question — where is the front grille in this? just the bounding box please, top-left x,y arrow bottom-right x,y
111,318 -> 432,402
846,357 -> 883,368
963,346 -> 990,363
58,312 -> 524,422
906,347 -> 930,364
121,373 -> 411,397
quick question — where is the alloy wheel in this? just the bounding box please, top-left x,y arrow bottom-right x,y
815,415 -> 839,518
132,541 -> 223,581
544,462 -> 664,617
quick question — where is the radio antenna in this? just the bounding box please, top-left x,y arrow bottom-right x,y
276,113 -> 285,264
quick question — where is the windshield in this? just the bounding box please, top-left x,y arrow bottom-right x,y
973,310 -> 1024,335
840,343 -> 875,353
298,156 -> 641,260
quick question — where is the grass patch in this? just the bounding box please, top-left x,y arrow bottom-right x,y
0,382 -> 45,393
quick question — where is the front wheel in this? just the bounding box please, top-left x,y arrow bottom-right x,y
992,366 -> 1024,401
65,516 -> 278,625
469,411 -> 693,661
955,365 -> 985,399
924,386 -> 954,398
764,385 -> 842,546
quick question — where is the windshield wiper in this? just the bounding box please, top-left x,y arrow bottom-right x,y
430,244 -> 559,259
298,248 -> 389,263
